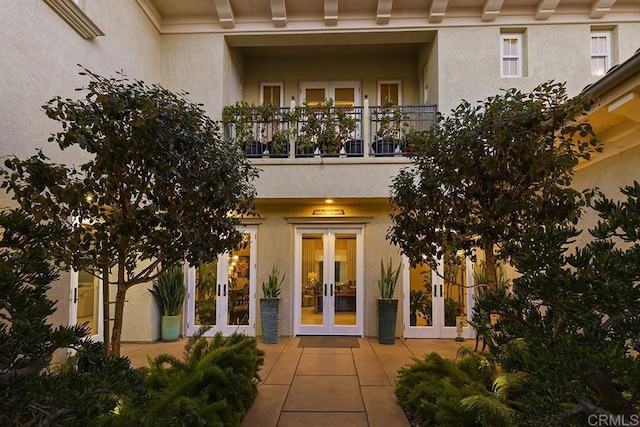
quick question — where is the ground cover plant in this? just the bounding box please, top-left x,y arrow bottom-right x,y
123,328 -> 264,426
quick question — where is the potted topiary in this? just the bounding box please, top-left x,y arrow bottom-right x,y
377,258 -> 402,344
149,265 -> 186,341
260,263 -> 284,344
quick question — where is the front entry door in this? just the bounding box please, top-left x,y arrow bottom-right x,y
186,227 -> 257,337
294,227 -> 363,336
403,255 -> 475,339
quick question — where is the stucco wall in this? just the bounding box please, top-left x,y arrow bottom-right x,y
159,34 -> 227,118
241,52 -> 421,105
0,0 -> 161,340
435,23 -> 640,115
573,144 -> 640,247
254,199 -> 402,338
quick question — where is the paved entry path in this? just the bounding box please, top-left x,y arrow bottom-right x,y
240,337 -> 472,427
122,337 -> 472,427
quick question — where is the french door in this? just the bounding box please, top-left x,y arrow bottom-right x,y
69,270 -> 103,342
299,81 -> 361,107
403,255 -> 475,339
294,227 -> 364,336
186,227 -> 257,337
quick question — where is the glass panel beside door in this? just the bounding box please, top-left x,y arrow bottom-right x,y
187,228 -> 256,337
403,254 -> 474,339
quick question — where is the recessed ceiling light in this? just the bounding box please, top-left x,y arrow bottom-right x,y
325,199 -> 334,204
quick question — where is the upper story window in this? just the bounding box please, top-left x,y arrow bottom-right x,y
378,81 -> 401,105
591,31 -> 612,76
500,33 -> 523,78
260,83 -> 283,106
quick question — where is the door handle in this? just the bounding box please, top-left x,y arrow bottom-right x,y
217,284 -> 221,297
433,285 -> 436,297
331,283 -> 334,297
439,285 -> 443,298
224,284 -> 227,297
73,288 -> 78,303
324,284 -> 327,296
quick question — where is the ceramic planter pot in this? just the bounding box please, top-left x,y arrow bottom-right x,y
378,298 -> 398,345
260,298 -> 280,344
161,314 -> 181,341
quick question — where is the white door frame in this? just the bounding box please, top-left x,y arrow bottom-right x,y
293,226 -> 364,336
299,81 -> 362,105
69,270 -> 104,343
403,256 -> 475,339
186,226 -> 257,337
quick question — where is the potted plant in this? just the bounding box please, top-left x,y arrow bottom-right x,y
377,257 -> 402,344
409,288 -> 432,326
260,263 -> 284,344
149,265 -> 186,341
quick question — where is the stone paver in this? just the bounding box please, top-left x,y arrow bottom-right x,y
122,337 -> 473,427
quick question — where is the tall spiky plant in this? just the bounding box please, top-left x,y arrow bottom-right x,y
262,264 -> 284,299
377,258 -> 401,299
149,265 -> 186,316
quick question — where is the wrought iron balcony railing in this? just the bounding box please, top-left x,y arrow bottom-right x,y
222,100 -> 437,159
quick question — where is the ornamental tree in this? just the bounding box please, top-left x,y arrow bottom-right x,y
472,183 -> 640,422
388,81 -> 601,289
2,69 -> 258,356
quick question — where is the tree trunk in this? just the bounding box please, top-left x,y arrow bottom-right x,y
109,284 -> 127,357
483,242 -> 498,291
102,262 -> 110,358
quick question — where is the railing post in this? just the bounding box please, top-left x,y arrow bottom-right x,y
363,95 -> 370,158
289,96 -> 296,159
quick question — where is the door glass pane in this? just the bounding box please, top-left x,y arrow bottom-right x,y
333,234 -> 357,326
380,83 -> 399,105
195,261 -> 218,325
77,271 -> 99,335
305,89 -> 326,106
334,88 -> 355,107
409,263 -> 433,327
228,235 -> 251,326
443,251 -> 467,327
301,234 -> 323,326
262,85 -> 281,106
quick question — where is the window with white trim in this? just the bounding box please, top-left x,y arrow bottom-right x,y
591,31 -> 612,76
260,83 -> 283,106
378,81 -> 401,105
500,34 -> 523,78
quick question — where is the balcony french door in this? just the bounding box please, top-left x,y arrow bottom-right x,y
403,255 -> 475,339
294,227 -> 364,336
186,227 -> 257,337
299,81 -> 361,107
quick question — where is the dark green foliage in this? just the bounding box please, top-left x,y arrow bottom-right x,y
149,265 -> 186,316
129,328 -> 265,426
473,182 -> 640,424
389,81 -> 600,290
0,209 -> 145,426
395,352 -> 504,427
1,67 -> 258,355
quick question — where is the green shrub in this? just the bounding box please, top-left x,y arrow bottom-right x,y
131,328 -> 264,426
395,352 -> 513,427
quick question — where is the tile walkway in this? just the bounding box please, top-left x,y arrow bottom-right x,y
122,337 -> 474,427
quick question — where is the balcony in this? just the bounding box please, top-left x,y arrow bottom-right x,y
222,99 -> 437,159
